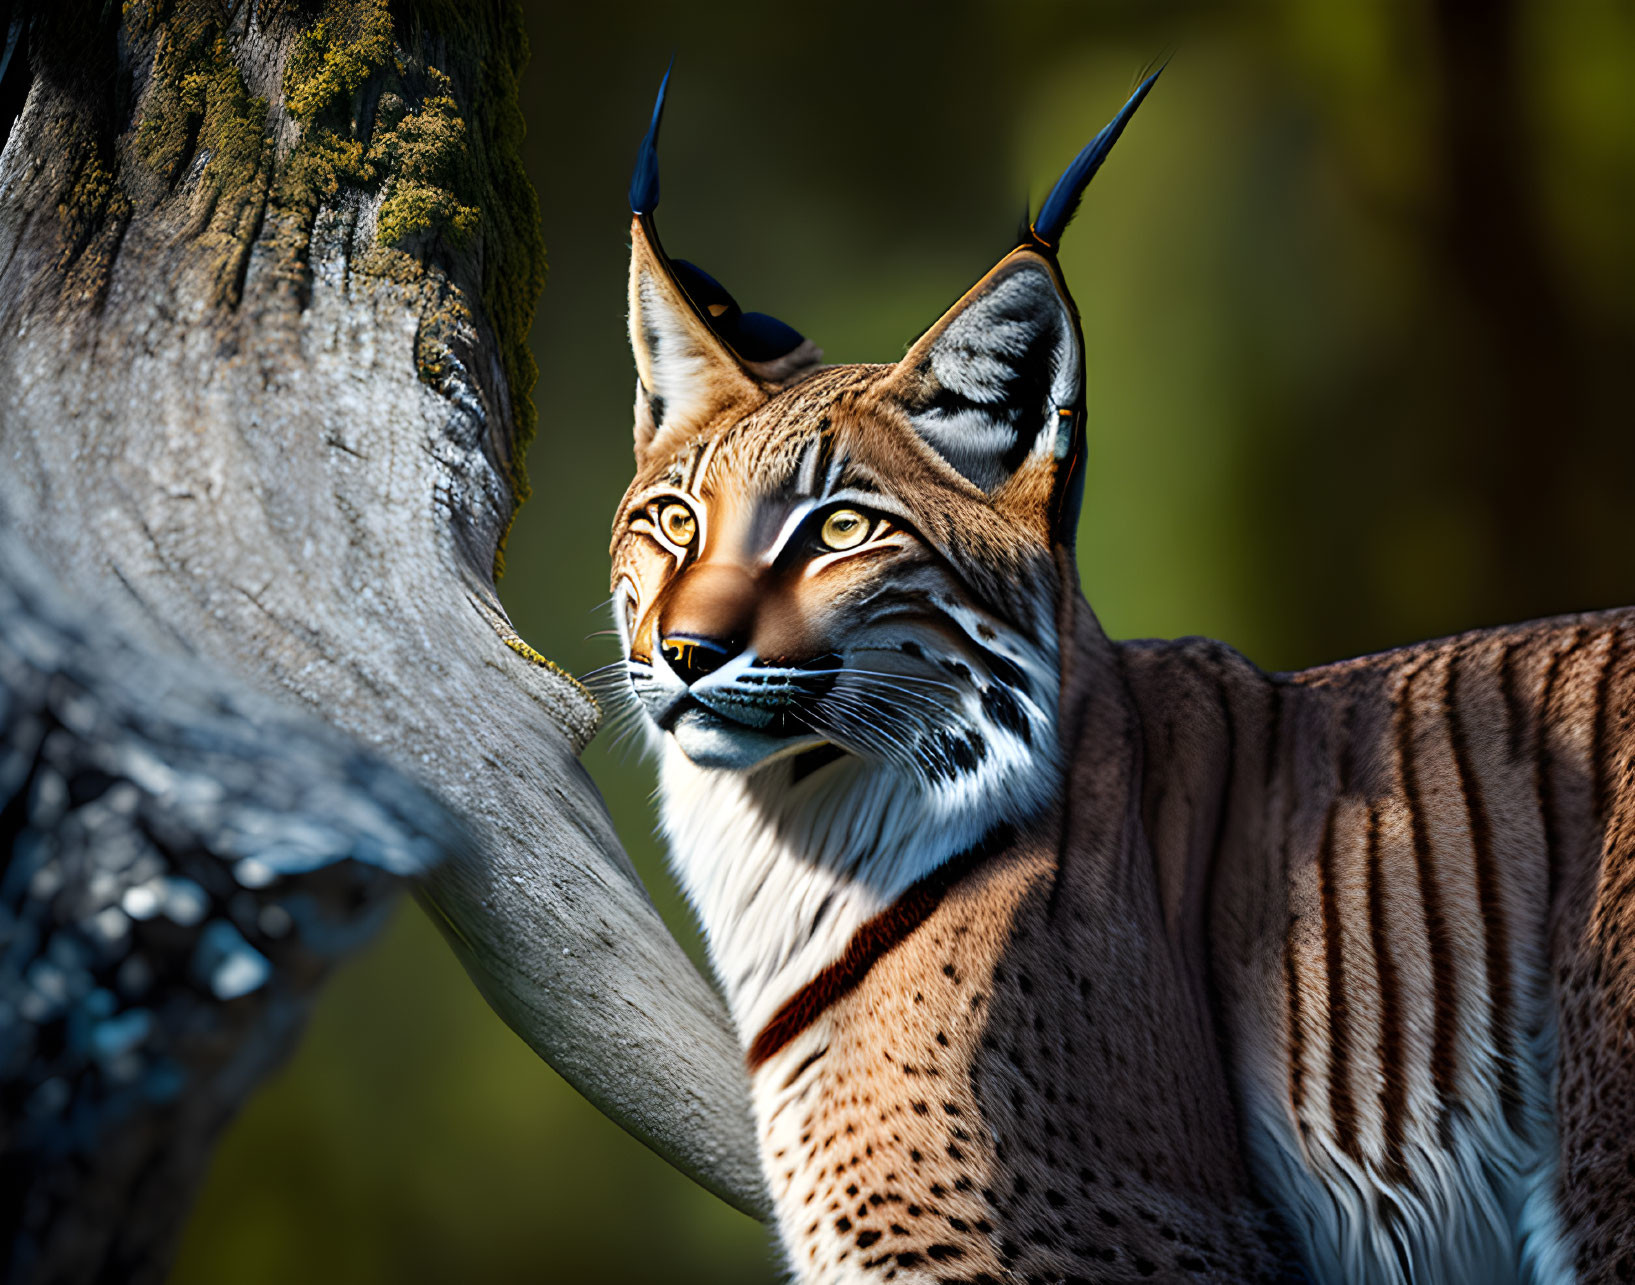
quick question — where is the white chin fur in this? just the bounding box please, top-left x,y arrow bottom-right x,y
668,706 -> 814,770
657,728 -> 1058,1041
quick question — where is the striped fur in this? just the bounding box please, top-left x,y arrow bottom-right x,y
1137,624 -> 1623,1283
605,140 -> 1633,1285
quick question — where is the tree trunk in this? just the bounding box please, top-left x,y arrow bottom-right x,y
0,523 -> 459,1282
0,1 -> 765,1276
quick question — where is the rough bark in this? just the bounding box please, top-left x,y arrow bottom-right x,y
0,0 -> 766,1271
0,524 -> 458,1282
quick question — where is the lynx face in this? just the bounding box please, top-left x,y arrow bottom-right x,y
609,226 -> 1082,819
611,367 -> 1060,804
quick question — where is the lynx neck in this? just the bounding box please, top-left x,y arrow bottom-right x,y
658,742 -> 1050,1042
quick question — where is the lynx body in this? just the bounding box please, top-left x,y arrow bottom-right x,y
607,74 -> 1632,1283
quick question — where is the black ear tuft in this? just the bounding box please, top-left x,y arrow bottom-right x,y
625,70 -> 820,387
1030,67 -> 1161,250
629,61 -> 671,215
668,259 -> 735,316
891,255 -> 1080,494
733,313 -> 809,364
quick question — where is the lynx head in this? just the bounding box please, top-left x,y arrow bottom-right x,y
608,69 -> 1157,847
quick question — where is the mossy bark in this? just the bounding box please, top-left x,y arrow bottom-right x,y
34,0 -> 544,549
0,3 -> 764,1279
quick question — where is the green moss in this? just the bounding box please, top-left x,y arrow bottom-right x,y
376,178 -> 477,245
413,288 -> 474,388
123,0 -> 546,580
371,69 -> 480,249
30,5 -> 130,300
272,6 -> 484,261
123,2 -> 276,305
196,56 -> 271,201
272,0 -> 393,212
276,131 -> 373,208
132,3 -> 268,203
269,1 -> 545,576
56,119 -> 133,283
351,7 -> 547,576
59,150 -> 129,242
357,243 -> 425,285
281,0 -> 394,123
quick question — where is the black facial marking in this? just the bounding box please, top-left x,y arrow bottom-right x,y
808,421 -> 833,492
977,646 -> 1028,696
808,891 -> 836,935
919,733 -> 955,782
981,685 -> 1032,745
921,729 -> 988,780
754,489 -> 829,556
791,743 -> 847,784
790,653 -> 843,698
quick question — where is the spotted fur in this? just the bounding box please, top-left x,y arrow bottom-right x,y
603,81 -> 1631,1285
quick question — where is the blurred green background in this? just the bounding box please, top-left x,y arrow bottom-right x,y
170,1 -> 1632,1281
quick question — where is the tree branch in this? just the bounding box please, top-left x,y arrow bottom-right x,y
0,2 -> 766,1270
0,520 -> 458,1282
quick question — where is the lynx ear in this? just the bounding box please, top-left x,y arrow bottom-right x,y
628,217 -> 764,454
885,249 -> 1082,495
883,69 -> 1161,527
626,66 -> 821,457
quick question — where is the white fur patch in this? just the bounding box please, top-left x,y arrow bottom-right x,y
1239,1017 -> 1573,1284
658,685 -> 1058,1038
637,273 -> 724,426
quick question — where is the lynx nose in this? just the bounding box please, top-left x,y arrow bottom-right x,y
661,634 -> 738,685
658,561 -> 756,686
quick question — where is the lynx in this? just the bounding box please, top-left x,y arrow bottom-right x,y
604,69 -> 1632,1283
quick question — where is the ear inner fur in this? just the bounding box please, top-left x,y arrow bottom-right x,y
877,248 -> 1085,506
627,214 -> 766,455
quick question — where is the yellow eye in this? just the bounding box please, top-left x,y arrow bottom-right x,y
658,502 -> 697,547
819,508 -> 870,551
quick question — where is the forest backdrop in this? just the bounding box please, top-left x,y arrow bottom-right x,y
166,1 -> 1632,1281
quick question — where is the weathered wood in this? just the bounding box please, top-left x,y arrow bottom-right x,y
0,520 -> 459,1283
0,0 -> 767,1265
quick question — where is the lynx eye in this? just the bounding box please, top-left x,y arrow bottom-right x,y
658,502 -> 697,547
819,508 -> 870,551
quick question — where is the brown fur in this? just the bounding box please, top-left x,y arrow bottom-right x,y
750,587 -> 1635,1281
613,211 -> 1632,1281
